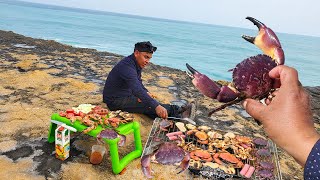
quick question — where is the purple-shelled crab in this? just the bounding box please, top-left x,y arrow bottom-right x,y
141,142 -> 190,178
256,148 -> 272,158
256,161 -> 275,179
256,169 -> 274,179
253,137 -> 269,148
159,119 -> 173,131
258,161 -> 274,171
97,129 -> 126,146
186,17 -> 285,116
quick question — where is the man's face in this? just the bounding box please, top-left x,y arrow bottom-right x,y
134,50 -> 153,69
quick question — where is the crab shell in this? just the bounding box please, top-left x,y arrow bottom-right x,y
256,148 -> 272,158
159,119 -> 173,131
152,143 -> 187,164
253,137 -> 268,147
256,169 -> 274,178
98,129 -> 118,139
141,142 -> 190,178
232,54 -> 277,98
190,149 -> 212,161
97,129 -> 126,146
214,152 -> 244,168
259,161 -> 274,170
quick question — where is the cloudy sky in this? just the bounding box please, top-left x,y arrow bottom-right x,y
22,0 -> 319,37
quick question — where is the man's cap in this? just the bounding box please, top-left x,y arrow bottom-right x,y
134,41 -> 157,53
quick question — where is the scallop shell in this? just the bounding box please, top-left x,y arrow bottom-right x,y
207,131 -> 216,139
175,122 -> 187,132
207,131 -> 222,139
186,123 -> 196,130
197,125 -> 212,132
224,132 -> 236,139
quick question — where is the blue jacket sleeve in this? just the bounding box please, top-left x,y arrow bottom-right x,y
139,76 -> 148,92
119,66 -> 159,109
304,138 -> 320,179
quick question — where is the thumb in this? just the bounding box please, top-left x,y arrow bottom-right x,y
242,99 -> 266,121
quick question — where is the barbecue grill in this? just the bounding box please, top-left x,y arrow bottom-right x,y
142,117 -> 283,179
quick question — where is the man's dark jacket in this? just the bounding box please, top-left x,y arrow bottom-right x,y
103,54 -> 159,109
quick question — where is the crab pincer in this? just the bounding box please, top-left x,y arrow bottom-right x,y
186,17 -> 285,116
242,17 -> 284,65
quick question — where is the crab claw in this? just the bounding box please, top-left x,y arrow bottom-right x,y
141,155 -> 153,179
186,63 -> 239,102
186,63 -> 220,99
96,134 -> 104,144
177,152 -> 190,174
118,135 -> 126,146
242,16 -> 285,65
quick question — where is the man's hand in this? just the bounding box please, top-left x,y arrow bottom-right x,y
243,65 -> 320,166
148,92 -> 157,99
155,105 -> 168,119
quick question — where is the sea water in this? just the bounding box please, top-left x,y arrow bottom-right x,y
0,0 -> 319,86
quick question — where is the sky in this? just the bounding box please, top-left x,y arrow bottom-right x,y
21,0 -> 320,37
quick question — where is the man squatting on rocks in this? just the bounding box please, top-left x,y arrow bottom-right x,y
103,41 -> 195,119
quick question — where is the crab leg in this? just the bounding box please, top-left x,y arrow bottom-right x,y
141,155 -> 153,178
186,63 -> 239,103
208,98 -> 243,116
118,135 -> 126,146
242,16 -> 285,65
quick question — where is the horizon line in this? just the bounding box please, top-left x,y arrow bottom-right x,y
2,0 -> 320,38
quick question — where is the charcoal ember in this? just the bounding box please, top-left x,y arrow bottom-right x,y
199,166 -> 234,179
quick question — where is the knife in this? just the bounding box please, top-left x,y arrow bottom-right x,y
167,117 -> 196,125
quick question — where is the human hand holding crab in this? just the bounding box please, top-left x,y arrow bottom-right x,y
185,16 -> 320,167
186,17 -> 284,116
243,65 -> 320,166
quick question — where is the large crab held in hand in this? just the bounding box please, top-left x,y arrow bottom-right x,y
186,17 -> 285,116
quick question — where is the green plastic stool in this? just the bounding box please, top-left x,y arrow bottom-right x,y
48,113 -> 143,174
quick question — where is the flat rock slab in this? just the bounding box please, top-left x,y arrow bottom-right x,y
1,30 -> 319,179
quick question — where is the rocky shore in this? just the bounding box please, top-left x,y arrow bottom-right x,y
0,30 -> 319,179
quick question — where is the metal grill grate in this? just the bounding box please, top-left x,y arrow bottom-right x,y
142,118 -> 283,180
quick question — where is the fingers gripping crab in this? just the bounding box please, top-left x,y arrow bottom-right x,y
186,17 -> 285,116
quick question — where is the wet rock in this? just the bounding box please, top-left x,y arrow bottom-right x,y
168,86 -> 178,91
3,146 -> 33,161
33,138 -> 84,179
0,30 -> 317,179
305,86 -> 320,123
